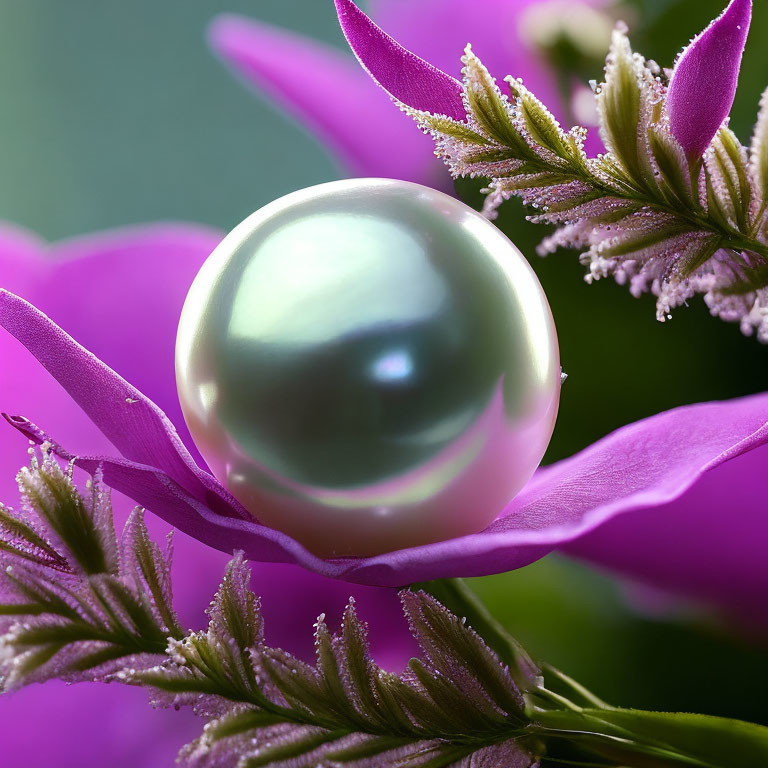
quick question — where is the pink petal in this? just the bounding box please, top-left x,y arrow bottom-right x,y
667,0 -> 752,158
334,0 -> 465,120
208,14 -> 438,183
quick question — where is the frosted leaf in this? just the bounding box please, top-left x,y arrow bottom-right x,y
378,13 -> 768,340
139,583 -> 538,768
0,451 -> 177,689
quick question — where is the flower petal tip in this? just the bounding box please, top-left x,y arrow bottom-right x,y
206,13 -> 272,66
205,10 -> 437,181
206,13 -> 242,52
334,0 -> 466,120
667,0 -> 752,158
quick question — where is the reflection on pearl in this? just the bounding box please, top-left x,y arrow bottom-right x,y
176,179 -> 560,558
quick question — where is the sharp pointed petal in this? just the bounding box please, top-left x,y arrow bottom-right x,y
667,0 -> 752,158
208,13 -> 435,181
0,289 -> 230,509
334,0 -> 465,120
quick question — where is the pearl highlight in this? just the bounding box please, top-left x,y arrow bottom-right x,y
176,179 -> 560,558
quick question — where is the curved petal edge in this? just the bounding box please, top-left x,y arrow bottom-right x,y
334,0 -> 465,120
667,0 -> 752,158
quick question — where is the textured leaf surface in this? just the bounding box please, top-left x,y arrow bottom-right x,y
154,584 -> 537,767
335,0 -> 768,340
538,708 -> 768,768
0,450 -> 177,690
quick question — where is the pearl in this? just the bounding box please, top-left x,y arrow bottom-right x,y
176,179 -> 560,558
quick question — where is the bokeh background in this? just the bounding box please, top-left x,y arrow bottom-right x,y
0,0 -> 766,755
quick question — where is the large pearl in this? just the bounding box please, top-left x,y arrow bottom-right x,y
176,179 -> 560,558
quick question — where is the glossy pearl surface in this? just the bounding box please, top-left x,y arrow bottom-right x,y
176,179 -> 560,558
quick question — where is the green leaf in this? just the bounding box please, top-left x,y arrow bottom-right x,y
599,709 -> 768,768
537,708 -> 768,768
414,579 -> 541,698
0,503 -> 64,566
648,126 -> 694,208
674,235 -> 721,280
749,86 -> 768,201
598,223 -> 693,258
710,128 -> 750,231
324,734 -> 414,763
19,463 -> 114,575
417,114 -> 490,145
597,28 -> 645,186
720,128 -> 751,223
204,709 -> 287,742
241,728 -> 346,768
461,46 -> 533,158
515,87 -> 571,159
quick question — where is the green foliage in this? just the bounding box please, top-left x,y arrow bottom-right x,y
598,27 -> 646,188
140,567 -> 538,767
538,708 -> 768,768
3,453 -> 768,767
405,27 -> 768,340
0,451 -> 180,689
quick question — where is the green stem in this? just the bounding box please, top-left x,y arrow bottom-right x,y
542,665 -> 611,710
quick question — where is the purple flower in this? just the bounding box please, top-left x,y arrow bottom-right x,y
208,0 -> 606,185
667,0 -> 752,159
0,224 -> 414,768
2,257 -> 768,627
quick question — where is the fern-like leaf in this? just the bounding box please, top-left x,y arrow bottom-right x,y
0,447 -> 180,690
139,569 -> 539,768
379,18 -> 768,340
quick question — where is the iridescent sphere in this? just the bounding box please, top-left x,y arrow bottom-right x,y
176,179 -> 560,558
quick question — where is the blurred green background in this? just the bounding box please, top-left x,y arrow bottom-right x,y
0,0 -> 765,728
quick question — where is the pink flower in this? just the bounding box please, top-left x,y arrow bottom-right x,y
0,224 -> 414,768
207,0 -> 606,185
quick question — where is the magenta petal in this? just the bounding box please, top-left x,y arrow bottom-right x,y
667,0 -> 752,158
563,440 -> 768,619
322,394 -> 768,592
367,0 -> 559,116
0,290 -> 240,517
334,0 -> 465,120
4,684 -> 200,768
4,414 -> 308,564
208,14 -> 435,182
0,227 -> 87,506
37,223 -> 223,466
